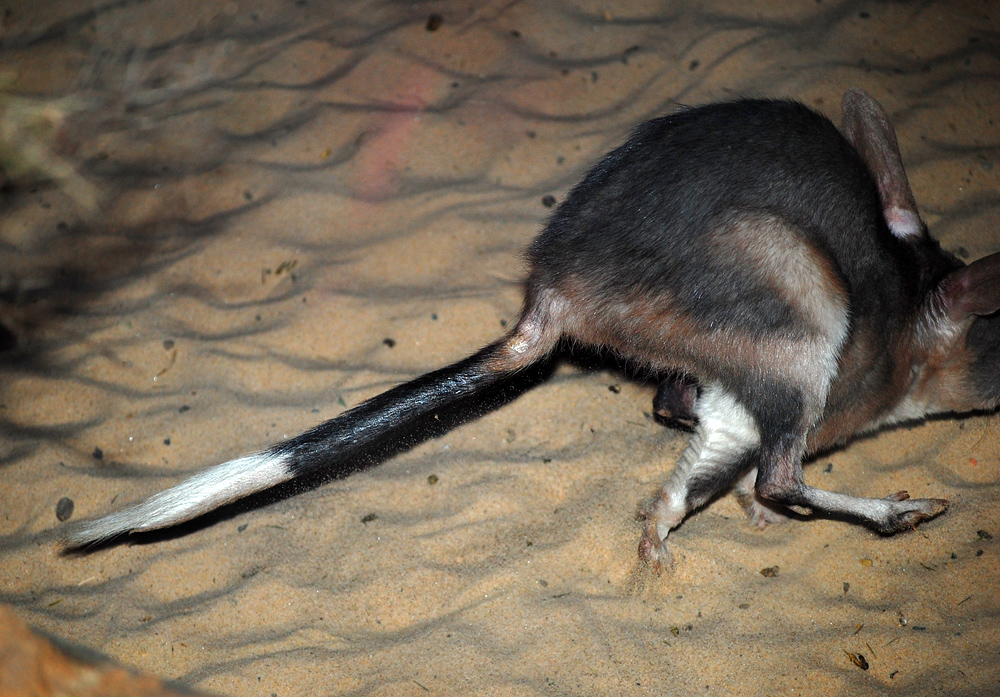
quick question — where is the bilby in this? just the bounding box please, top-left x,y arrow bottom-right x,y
66,89 -> 1000,569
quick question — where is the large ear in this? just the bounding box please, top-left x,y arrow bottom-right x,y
940,252 -> 1000,320
841,88 -> 923,239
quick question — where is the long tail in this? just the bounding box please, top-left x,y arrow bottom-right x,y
64,333 -> 546,548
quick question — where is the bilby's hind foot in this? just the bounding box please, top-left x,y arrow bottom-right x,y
736,490 -> 792,529
763,480 -> 951,536
637,498 -> 678,573
874,491 -> 949,534
734,467 -> 790,529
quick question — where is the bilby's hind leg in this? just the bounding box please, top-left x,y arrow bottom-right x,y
753,434 -> 949,535
756,465 -> 949,533
638,383 -> 760,570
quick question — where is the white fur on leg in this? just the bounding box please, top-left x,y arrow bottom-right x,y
64,451 -> 293,547
640,384 -> 760,566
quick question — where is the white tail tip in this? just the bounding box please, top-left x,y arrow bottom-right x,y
63,452 -> 292,548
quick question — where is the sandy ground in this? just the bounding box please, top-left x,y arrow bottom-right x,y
1,1 -> 999,695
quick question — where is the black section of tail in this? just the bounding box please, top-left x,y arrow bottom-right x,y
271,339 -> 519,478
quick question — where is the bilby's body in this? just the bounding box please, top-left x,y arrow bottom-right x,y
66,90 -> 1000,569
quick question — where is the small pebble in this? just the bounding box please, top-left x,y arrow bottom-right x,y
55,497 -> 74,521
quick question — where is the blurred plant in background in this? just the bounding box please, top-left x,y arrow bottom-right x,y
0,72 -> 98,211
